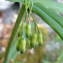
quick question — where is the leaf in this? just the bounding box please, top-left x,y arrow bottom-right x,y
34,3 -> 63,27
3,5 -> 25,63
32,5 -> 63,39
4,37 -> 18,62
39,0 -> 63,12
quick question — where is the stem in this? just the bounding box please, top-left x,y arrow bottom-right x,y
3,4 -> 25,63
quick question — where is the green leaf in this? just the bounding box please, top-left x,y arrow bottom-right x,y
32,5 -> 63,39
34,3 -> 63,27
3,5 -> 25,63
38,0 -> 63,12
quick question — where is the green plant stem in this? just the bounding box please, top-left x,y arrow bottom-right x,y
32,5 -> 63,39
3,4 -> 25,63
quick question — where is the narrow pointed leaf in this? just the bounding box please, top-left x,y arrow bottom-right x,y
3,5 -> 25,63
35,3 -> 63,27
32,5 -> 63,39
